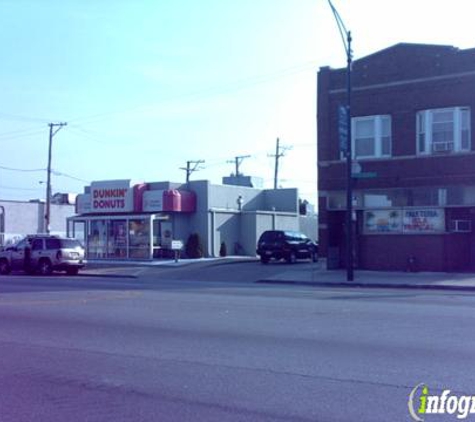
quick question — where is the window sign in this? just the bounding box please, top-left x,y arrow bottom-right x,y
143,190 -> 165,212
403,208 -> 445,233
365,208 -> 445,234
365,210 -> 402,233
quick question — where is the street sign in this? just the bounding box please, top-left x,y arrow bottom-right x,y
338,105 -> 349,152
352,172 -> 377,179
171,240 -> 183,250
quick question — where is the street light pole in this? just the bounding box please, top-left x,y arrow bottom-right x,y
327,0 -> 354,281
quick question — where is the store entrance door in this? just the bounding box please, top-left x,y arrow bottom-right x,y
152,218 -> 172,258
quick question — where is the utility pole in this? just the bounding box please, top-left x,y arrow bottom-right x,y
227,155 -> 251,176
269,138 -> 291,189
45,122 -> 67,234
180,160 -> 205,183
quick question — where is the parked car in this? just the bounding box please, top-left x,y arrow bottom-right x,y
256,230 -> 318,264
0,235 -> 86,275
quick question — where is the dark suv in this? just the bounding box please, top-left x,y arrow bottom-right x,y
0,235 -> 85,275
256,230 -> 318,264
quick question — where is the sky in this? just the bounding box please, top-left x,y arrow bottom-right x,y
1,0 -> 474,205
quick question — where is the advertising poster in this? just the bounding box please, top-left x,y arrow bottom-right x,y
364,209 -> 402,233
403,208 -> 445,233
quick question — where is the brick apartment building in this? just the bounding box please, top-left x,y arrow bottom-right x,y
317,43 -> 475,272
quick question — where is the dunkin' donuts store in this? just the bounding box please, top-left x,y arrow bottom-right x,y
67,179 -> 306,260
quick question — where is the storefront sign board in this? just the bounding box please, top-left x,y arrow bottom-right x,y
90,180 -> 133,213
76,193 -> 92,214
143,190 -> 165,212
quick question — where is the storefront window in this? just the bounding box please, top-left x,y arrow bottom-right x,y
129,219 -> 150,259
364,208 -> 445,234
73,221 -> 86,246
336,186 -> 475,211
152,219 -> 161,247
89,220 -> 107,259
327,191 -> 364,209
364,209 -> 402,233
67,220 -> 86,245
108,220 -> 127,258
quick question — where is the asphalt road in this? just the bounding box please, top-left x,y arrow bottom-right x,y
0,262 -> 474,421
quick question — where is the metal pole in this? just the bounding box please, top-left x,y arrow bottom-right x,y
186,161 -> 191,183
0,205 -> 4,247
327,0 -> 354,280
274,138 -> 280,189
45,124 -> 54,234
346,31 -> 354,281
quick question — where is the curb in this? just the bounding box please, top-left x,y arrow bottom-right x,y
257,279 -> 475,292
78,273 -> 139,279
205,258 -> 259,267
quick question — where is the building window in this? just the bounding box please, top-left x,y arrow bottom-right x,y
417,107 -> 471,154
351,115 -> 391,159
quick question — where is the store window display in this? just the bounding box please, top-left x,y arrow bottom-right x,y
129,219 -> 150,259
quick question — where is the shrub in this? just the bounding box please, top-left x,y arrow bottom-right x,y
185,233 -> 203,259
219,241 -> 227,257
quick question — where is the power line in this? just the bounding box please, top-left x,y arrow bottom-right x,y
0,165 -> 45,172
180,160 -> 205,183
66,61 -> 318,126
226,155 -> 251,176
0,184 -> 42,191
51,169 -> 90,183
0,112 -> 51,124
0,127 -> 45,142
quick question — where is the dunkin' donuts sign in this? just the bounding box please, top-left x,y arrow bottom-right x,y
91,180 -> 132,213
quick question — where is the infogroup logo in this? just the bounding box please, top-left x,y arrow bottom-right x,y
408,383 -> 475,421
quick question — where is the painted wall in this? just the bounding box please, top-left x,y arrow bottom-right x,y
274,214 -> 299,231
299,215 -> 319,242
0,200 -> 75,245
206,182 -> 264,211
264,188 -> 298,212
358,234 -> 446,272
241,212 -> 258,256
212,211 -> 240,257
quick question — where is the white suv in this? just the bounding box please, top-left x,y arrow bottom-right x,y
0,235 -> 85,275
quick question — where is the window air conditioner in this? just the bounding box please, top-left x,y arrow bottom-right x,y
432,142 -> 454,152
450,220 -> 472,233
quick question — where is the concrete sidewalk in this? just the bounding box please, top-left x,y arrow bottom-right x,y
79,257 -> 475,291
259,262 -> 475,292
79,256 -> 258,278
